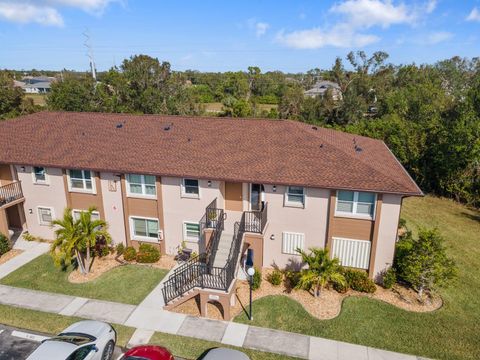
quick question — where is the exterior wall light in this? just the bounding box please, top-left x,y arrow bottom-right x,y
272,185 -> 277,192
207,180 -> 212,187
270,234 -> 275,241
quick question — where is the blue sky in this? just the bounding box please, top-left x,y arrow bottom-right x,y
0,0 -> 479,72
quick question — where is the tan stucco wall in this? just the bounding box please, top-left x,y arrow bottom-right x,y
16,166 -> 67,240
261,185 -> 330,268
161,177 -> 224,254
100,172 -> 126,245
373,194 -> 402,279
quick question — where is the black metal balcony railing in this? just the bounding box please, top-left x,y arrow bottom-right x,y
161,198 -> 269,305
0,181 -> 23,207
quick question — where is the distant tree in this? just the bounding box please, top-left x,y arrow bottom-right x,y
278,84 -> 304,119
0,71 -> 25,119
47,75 -> 97,112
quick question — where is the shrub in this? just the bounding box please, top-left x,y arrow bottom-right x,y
284,270 -> 302,291
333,278 -> 349,293
395,228 -> 457,299
123,246 -> 137,262
266,269 -> 283,286
344,269 -> 376,293
0,233 -> 10,256
398,217 -> 407,229
115,243 -> 125,256
382,268 -> 397,289
251,267 -> 262,290
136,243 -> 161,263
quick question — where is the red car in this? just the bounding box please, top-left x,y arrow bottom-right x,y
119,345 -> 174,360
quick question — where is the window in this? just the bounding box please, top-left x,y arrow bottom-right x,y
38,207 -> 53,225
285,186 -> 305,207
33,167 -> 47,183
336,190 -> 376,218
131,217 -> 159,241
72,210 -> 100,221
182,178 -> 199,198
69,170 -> 94,192
66,345 -> 96,360
126,174 -> 156,197
282,232 -> 305,255
184,222 -> 200,241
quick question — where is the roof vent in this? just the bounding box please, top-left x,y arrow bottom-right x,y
116,123 -> 123,129
355,145 -> 363,153
164,126 -> 171,131
187,138 -> 191,142
312,126 -> 318,130
319,144 -> 324,148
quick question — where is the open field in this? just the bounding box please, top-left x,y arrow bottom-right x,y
0,254 -> 168,305
235,196 -> 480,360
24,94 -> 47,106
203,102 -> 277,114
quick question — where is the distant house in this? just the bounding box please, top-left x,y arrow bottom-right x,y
304,80 -> 342,101
19,76 -> 56,94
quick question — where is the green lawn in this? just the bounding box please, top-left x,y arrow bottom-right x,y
0,254 -> 168,305
0,304 -> 135,347
235,196 -> 480,360
149,332 -> 298,360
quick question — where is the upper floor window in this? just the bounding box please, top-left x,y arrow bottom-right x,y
336,190 -> 376,218
285,186 -> 305,207
33,167 -> 47,184
126,174 -> 156,197
68,170 -> 94,192
181,178 -> 199,198
37,206 -> 53,225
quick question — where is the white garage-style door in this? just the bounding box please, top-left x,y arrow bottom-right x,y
332,237 -> 371,270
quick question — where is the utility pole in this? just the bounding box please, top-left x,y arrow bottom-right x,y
83,29 -> 97,81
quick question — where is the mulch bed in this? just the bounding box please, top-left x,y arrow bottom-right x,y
0,249 -> 24,265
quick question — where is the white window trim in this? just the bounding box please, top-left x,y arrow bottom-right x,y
31,166 -> 49,185
284,186 -> 306,208
67,169 -> 96,194
129,216 -> 160,243
37,206 -> 54,226
183,221 -> 201,243
335,190 -> 377,220
72,209 -> 100,221
181,178 -> 200,199
126,174 -> 157,199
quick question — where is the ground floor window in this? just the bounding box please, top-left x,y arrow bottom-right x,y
37,206 -> 53,225
184,222 -> 201,241
130,217 -> 159,241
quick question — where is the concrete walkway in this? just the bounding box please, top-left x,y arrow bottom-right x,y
0,239 -> 49,280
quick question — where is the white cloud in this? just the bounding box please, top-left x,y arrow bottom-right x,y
0,2 -> 63,26
0,0 -> 118,26
330,0 -> 415,29
255,22 -> 269,37
466,7 -> 480,22
425,0 -> 437,14
277,24 -> 379,49
424,31 -> 452,44
247,18 -> 270,37
278,0 -> 436,49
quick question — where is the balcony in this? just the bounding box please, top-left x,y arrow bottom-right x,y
0,181 -> 24,208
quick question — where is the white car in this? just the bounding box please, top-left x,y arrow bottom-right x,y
203,348 -> 250,360
26,320 -> 116,360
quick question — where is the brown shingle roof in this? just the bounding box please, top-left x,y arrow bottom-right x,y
0,111 -> 422,195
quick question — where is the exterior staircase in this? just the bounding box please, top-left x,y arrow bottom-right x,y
212,232 -> 234,268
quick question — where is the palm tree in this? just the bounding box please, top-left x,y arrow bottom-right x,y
50,207 -> 111,275
78,206 -> 111,273
295,247 -> 345,297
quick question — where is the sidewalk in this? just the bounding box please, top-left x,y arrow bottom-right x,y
0,239 -> 50,279
0,284 -> 424,360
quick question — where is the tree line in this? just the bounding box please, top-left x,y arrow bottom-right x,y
0,52 -> 479,207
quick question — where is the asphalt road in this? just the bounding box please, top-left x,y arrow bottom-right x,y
0,324 -> 124,360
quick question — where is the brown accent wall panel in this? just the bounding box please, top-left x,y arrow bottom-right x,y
67,173 -> 105,219
244,233 -> 264,269
330,217 -> 374,241
0,165 -> 13,185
